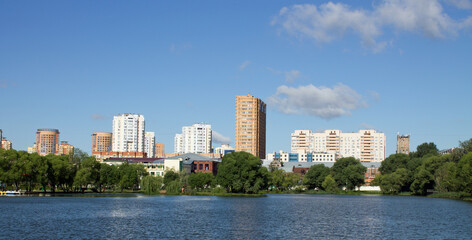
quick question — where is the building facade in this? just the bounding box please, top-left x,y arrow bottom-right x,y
155,142 -> 165,158
36,129 -> 60,156
1,138 -> 12,150
174,123 -> 212,154
92,151 -> 147,162
112,113 -> 145,152
235,94 -> 266,159
145,132 -> 155,158
267,151 -> 337,163
92,132 -> 112,152
57,141 -> 74,155
396,134 -> 410,154
213,144 -> 235,156
290,129 -> 386,162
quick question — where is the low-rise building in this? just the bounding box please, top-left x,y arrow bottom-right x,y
267,150 -> 336,163
213,144 -> 235,156
93,151 -> 147,162
57,141 -> 74,155
164,153 -> 221,175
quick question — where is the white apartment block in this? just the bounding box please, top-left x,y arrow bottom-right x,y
291,129 -> 386,162
145,132 -> 155,158
174,123 -> 212,154
174,134 -> 183,153
112,113 -> 145,152
214,144 -> 236,156
267,150 -> 336,163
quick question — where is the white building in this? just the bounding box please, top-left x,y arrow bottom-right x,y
112,113 -> 145,152
145,132 -> 155,158
291,129 -> 386,162
267,150 -> 336,163
213,144 -> 235,156
174,123 -> 212,154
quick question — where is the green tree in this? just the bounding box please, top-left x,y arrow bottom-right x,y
457,152 -> 472,193
165,180 -> 182,194
303,164 -> 330,190
378,168 -> 408,194
216,151 -> 268,193
118,163 -> 147,191
164,170 -> 180,187
322,174 -> 338,193
331,157 -> 367,191
283,172 -> 301,190
379,153 -> 409,174
99,163 -> 119,191
141,175 -> 163,194
412,142 -> 439,158
434,162 -> 459,192
410,166 -> 434,195
188,172 -> 214,191
268,168 -> 285,191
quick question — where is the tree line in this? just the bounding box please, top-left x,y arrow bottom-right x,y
374,139 -> 472,195
0,149 -> 147,192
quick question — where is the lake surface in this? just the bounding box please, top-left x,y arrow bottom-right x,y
1,194 -> 472,239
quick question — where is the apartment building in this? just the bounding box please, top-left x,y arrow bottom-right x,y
291,129 -> 386,162
92,132 -> 112,152
145,132 -> 155,157
112,113 -> 145,152
174,123 -> 212,154
36,129 -> 60,156
235,94 -> 266,159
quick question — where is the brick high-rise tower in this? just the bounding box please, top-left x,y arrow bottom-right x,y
235,94 -> 266,159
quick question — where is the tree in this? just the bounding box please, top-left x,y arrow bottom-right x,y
331,157 -> 367,191
410,166 -> 434,195
118,163 -> 147,191
434,162 -> 459,192
303,164 -> 330,190
99,163 -> 119,191
283,172 -> 301,190
378,168 -> 408,194
188,172 -> 214,191
268,168 -> 285,190
413,142 -> 438,158
322,174 -> 338,193
141,175 -> 163,194
164,170 -> 180,187
379,153 -> 409,174
457,152 -> 472,194
216,151 -> 268,193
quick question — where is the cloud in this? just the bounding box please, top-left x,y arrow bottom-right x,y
91,114 -> 106,120
444,0 -> 472,9
285,70 -> 300,83
360,123 -> 375,130
268,67 -> 301,83
369,91 -> 381,101
212,131 -> 231,144
267,83 -> 367,119
273,0 -> 472,52
239,60 -> 251,70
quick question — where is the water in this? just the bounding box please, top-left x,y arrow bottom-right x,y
1,194 -> 472,239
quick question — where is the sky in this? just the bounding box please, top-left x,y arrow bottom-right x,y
1,0 -> 471,156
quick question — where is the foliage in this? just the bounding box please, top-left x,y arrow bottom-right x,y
331,157 -> 366,190
216,151 -> 268,193
164,170 -> 179,187
378,168 -> 409,194
322,174 -> 338,193
141,175 -> 163,194
188,172 -> 214,191
412,142 -> 438,158
303,164 -> 330,190
165,180 -> 182,194
379,154 -> 409,174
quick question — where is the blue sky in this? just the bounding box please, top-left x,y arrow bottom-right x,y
1,0 -> 471,156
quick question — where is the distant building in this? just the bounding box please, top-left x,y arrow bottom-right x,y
92,132 -> 112,152
267,151 -> 336,163
291,129 -> 386,162
174,123 -> 212,154
155,142 -> 165,158
57,141 -> 74,155
1,138 -> 12,150
164,153 -> 220,175
27,145 -> 37,154
112,113 -> 145,152
92,151 -> 147,162
36,129 -> 60,156
213,144 -> 235,156
145,132 -> 155,157
235,94 -> 266,159
396,134 -> 410,154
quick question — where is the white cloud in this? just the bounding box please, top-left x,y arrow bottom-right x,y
360,123 -> 375,130
212,130 -> 231,144
444,0 -> 472,9
273,0 -> 472,52
285,70 -> 300,83
267,83 -> 367,119
239,60 -> 251,70
91,114 -> 106,120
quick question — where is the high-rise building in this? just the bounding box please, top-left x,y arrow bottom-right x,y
57,141 -> 74,155
36,129 -> 60,156
290,129 -> 386,162
112,113 -> 145,152
92,132 -> 112,152
1,138 -> 12,150
214,144 -> 236,156
396,134 -> 410,154
174,124 -> 212,154
291,130 -> 314,153
155,142 -> 165,158
235,94 -> 266,159
145,132 -> 155,157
